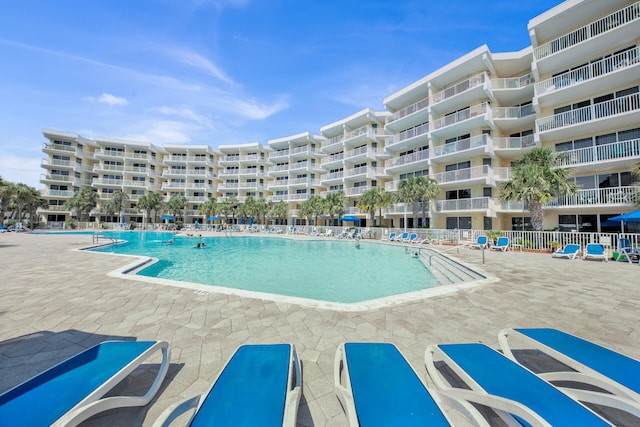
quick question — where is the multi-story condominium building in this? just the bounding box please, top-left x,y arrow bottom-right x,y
38,0 -> 639,232
266,132 -> 324,223
528,0 -> 640,232
217,143 -> 269,203
383,45 -> 537,230
162,145 -> 218,221
40,130 -> 97,225
319,109 -> 391,220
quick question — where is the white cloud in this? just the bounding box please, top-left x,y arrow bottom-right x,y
163,49 -> 235,85
98,93 -> 128,106
124,119 -> 201,144
149,106 -> 213,127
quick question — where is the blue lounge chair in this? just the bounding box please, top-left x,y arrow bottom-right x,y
499,328 -> 640,406
396,232 -> 409,242
490,236 -> 510,251
334,343 -> 460,426
406,233 -> 418,243
0,340 -> 170,427
616,238 -> 638,263
382,232 -> 396,242
469,236 -> 488,250
583,243 -> 608,262
154,344 -> 301,427
552,243 -> 581,259
426,342 -> 615,426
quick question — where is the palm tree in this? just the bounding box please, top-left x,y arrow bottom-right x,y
101,189 -> 129,223
396,176 -> 437,228
323,191 -> 345,226
165,194 -> 187,221
499,147 -> 578,231
0,180 -> 16,227
14,183 -> 41,226
269,200 -> 289,224
299,195 -> 324,225
138,192 -> 164,227
197,197 -> 218,223
217,196 -> 238,223
253,197 -> 270,224
419,177 -> 439,227
65,187 -> 98,223
356,189 -> 377,226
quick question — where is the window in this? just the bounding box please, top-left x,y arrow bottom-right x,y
446,216 -> 472,229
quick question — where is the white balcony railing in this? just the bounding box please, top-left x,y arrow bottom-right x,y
493,136 -> 537,150
533,2 -> 640,61
385,149 -> 429,168
386,122 -> 429,146
321,152 -> 344,165
386,97 -> 429,125
435,197 -> 492,212
491,73 -> 533,90
536,93 -> 640,133
431,102 -> 489,131
429,72 -> 486,105
558,138 -> 640,167
433,165 -> 490,184
492,104 -> 535,119
431,134 -> 488,158
548,186 -> 638,207
536,47 -> 640,95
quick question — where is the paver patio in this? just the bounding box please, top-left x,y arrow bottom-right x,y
0,232 -> 638,425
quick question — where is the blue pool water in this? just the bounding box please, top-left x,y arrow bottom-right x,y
90,232 -> 440,303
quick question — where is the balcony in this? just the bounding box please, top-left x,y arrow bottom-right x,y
92,178 -> 124,187
43,142 -> 79,156
493,136 -> 540,159
345,186 -> 373,197
40,158 -> 75,170
385,149 -> 430,173
385,96 -> 429,130
269,150 -> 290,161
344,146 -> 387,163
161,182 -> 187,190
429,72 -> 488,114
535,47 -> 640,108
386,122 -> 429,152
533,2 -> 640,74
557,138 -> 640,173
433,165 -> 494,188
343,126 -> 387,147
536,92 -> 640,141
546,186 -> 638,209
321,171 -> 344,184
321,134 -> 345,151
267,193 -> 311,202
491,104 -> 536,133
430,134 -> 491,164
435,196 -> 493,213
490,74 -> 534,105
289,161 -> 310,171
321,152 -> 344,166
267,179 -> 289,190
343,166 -> 377,181
290,146 -> 320,159
430,102 -> 490,139
267,164 -> 289,176
94,149 -> 125,160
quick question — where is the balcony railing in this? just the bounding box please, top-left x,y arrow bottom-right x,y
433,165 -> 490,184
345,186 -> 372,196
536,47 -> 640,94
270,150 -> 289,159
431,102 -> 489,131
386,122 -> 429,146
548,186 -> 638,207
322,171 -> 344,181
557,138 -> 640,168
536,93 -> 640,133
435,197 -> 491,212
430,72 -> 486,105
492,104 -> 535,119
41,190 -> 74,198
322,135 -> 345,148
321,152 -> 344,165
491,73 -> 533,89
431,134 -> 488,158
386,96 -> 429,125
534,2 -> 640,61
493,136 -> 537,150
385,149 -> 429,168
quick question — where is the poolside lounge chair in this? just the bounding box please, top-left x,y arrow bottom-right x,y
616,238 -> 638,263
469,236 -> 488,250
396,232 -> 409,242
583,243 -> 608,262
381,232 -> 396,242
154,344 -> 301,427
552,243 -> 581,259
0,340 -> 170,427
334,342 -> 461,426
425,342 -> 614,426
499,328 -> 640,406
490,236 -> 510,251
406,233 -> 418,243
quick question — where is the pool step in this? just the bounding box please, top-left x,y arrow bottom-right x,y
420,248 -> 485,285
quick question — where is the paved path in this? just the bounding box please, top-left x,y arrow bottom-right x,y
0,232 -> 638,426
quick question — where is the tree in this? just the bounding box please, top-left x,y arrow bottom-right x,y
101,189 -> 129,221
499,147 -> 578,231
396,176 -> 438,228
418,178 -> 439,227
14,183 -> 41,226
65,187 -> 98,223
138,192 -> 164,226
165,194 -> 187,221
356,189 -> 377,226
197,197 -> 218,221
0,180 -> 16,227
253,197 -> 270,224
299,195 -> 324,225
323,191 -> 345,226
217,196 -> 238,222
269,200 -> 289,223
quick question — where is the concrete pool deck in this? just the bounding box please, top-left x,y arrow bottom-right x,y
0,231 -> 638,425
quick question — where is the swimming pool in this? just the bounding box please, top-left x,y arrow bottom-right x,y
90,232 -> 442,304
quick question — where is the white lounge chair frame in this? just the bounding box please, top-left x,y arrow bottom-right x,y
498,328 -> 640,408
153,344 -> 302,427
1,340 -> 170,427
583,243 -> 608,262
551,244 -> 581,259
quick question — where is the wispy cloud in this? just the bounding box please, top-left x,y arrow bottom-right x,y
162,48 -> 235,85
149,105 -> 213,127
83,93 -> 128,106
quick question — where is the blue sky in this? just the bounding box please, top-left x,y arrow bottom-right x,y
0,0 -> 564,188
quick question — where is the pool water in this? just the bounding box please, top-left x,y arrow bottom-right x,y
90,232 -> 440,304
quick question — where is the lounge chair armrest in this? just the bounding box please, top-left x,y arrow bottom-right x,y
333,344 -> 358,426
559,388 -> 640,418
541,371 -> 640,402
151,395 -> 203,427
283,346 -> 302,427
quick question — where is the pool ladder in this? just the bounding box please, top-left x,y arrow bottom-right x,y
92,232 -> 118,245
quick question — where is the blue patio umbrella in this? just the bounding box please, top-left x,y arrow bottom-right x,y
605,210 -> 640,233
206,216 -> 221,221
339,215 -> 361,223
160,215 -> 176,221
